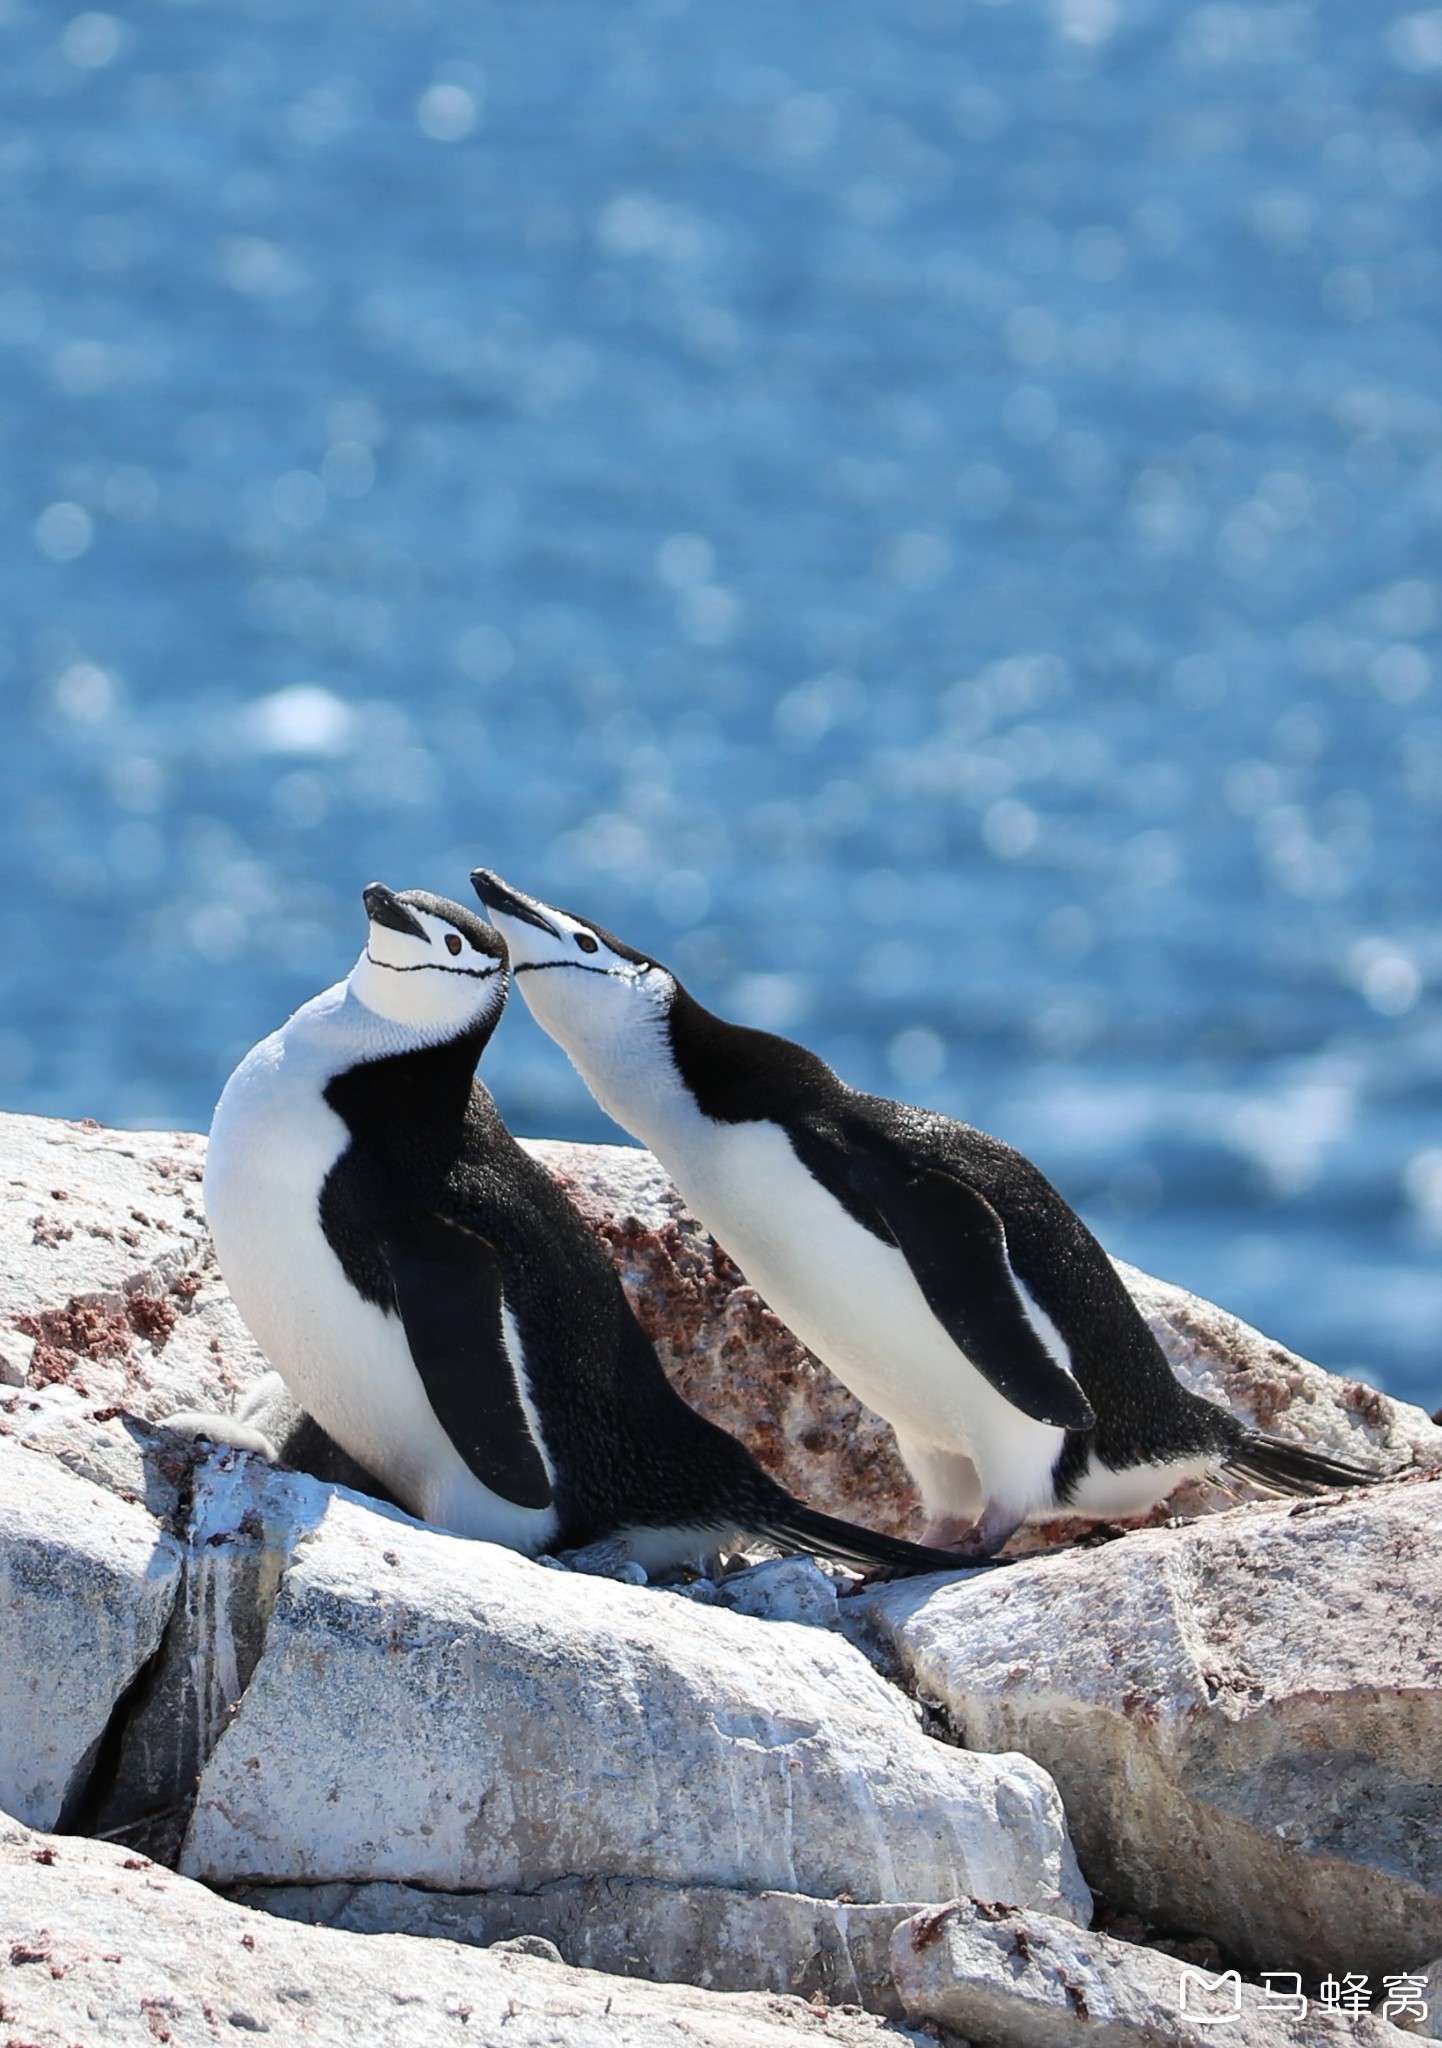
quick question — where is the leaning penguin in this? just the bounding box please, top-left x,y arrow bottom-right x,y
472,867 -> 1378,1559
199,881 -> 972,1576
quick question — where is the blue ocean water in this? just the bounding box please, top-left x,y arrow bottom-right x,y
1,0 -> 1439,1405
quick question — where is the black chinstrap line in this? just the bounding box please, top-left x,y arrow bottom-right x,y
364,950 -> 503,980
513,959 -> 635,977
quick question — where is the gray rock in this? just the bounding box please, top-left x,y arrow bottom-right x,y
238,1875 -> 936,2017
0,1382 -> 189,1520
1115,1258 -> 1442,1526
0,1811 -> 921,2048
849,1477 -> 1442,1982
890,1898 -> 1416,2046
0,1325 -> 34,1385
715,1555 -> 841,1629
0,1434 -> 183,1828
180,1474 -> 1089,1927
1392,1957 -> 1442,2037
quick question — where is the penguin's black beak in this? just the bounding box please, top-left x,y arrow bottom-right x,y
363,882 -> 430,940
470,869 -> 563,939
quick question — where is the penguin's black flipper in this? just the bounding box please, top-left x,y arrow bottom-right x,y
1225,1430 -> 1379,1496
757,1502 -> 994,1577
380,1213 -> 554,1510
800,1127 -> 1095,1433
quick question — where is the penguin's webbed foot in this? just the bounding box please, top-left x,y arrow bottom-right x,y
918,1500 -> 1024,1561
158,1407 -> 280,1463
918,1511 -> 984,1550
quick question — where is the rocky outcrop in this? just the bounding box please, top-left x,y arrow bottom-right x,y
0,1808 -> 916,2048
889,1898 -> 1418,2046
848,1476 -> 1442,1983
177,1461 -> 1087,1917
83,1452 -> 328,1864
0,1415 -> 1087,2016
7,1107 -> 1442,2037
0,1434 -> 182,1830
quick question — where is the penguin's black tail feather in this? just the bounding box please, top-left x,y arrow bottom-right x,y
1226,1430 -> 1380,1497
757,1502 -> 983,1577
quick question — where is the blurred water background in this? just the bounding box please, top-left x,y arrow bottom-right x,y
1,0 -> 1440,1404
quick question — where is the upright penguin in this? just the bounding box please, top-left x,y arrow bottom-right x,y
472,868 -> 1376,1556
203,882 -> 972,1574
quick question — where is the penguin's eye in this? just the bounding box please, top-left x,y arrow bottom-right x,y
575,932 -> 599,954
445,933 -> 463,956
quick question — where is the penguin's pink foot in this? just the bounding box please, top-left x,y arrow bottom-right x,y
921,1502 -> 1024,1560
919,1512 -> 983,1549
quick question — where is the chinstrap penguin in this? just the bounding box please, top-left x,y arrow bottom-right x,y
472,867 -> 1378,1557
202,882 -> 974,1576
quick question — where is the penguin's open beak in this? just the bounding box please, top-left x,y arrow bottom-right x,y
471,869 -> 563,940
363,882 -> 429,940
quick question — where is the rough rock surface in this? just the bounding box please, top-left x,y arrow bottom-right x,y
179,1465 -> 1089,1925
0,1434 -> 182,1829
0,1808 -> 917,2048
8,1108 -> 1442,2034
238,1877 -> 928,2017
0,1110 -> 266,1421
1403,1957 -> 1442,2037
849,1475 -> 1442,1982
890,1897 -> 1416,2046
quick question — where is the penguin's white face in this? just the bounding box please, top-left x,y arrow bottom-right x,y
469,868 -> 674,1069
348,884 -> 509,1039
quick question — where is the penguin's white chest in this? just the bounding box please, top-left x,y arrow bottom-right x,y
652,1114 -> 1065,1510
203,1009 -> 558,1551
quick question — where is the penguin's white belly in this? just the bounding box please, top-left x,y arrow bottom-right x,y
658,1116 -> 1066,1515
205,1033 -> 559,1552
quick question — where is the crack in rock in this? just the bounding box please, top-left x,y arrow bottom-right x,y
77,1450 -> 323,1864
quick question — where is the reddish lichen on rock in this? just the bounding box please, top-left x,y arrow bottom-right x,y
125,1291 -> 178,1349
13,1274 -> 197,1390
16,1298 -> 135,1385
